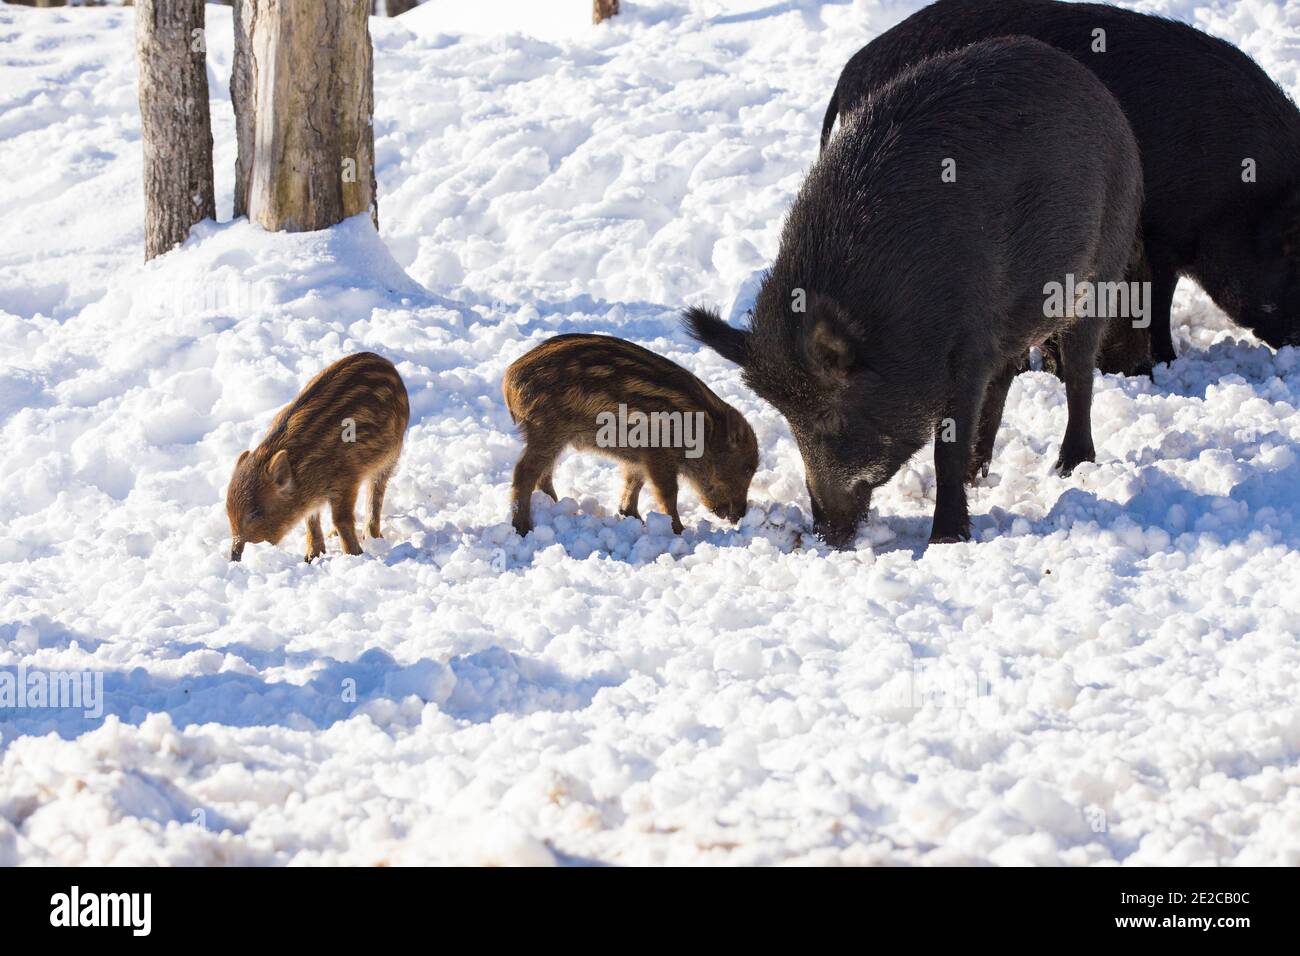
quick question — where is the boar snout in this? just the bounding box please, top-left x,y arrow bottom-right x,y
808,478 -> 872,549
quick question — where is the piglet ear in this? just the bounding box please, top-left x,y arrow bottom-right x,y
726,408 -> 751,448
268,450 -> 293,493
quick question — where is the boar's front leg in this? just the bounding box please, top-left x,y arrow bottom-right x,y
646,461 -> 684,534
931,370 -> 990,544
305,512 -> 326,563
968,358 -> 1019,485
331,486 -> 364,556
1054,320 -> 1102,476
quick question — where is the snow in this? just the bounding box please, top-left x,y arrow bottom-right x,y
2,0 -> 1300,865
402,0 -> 598,42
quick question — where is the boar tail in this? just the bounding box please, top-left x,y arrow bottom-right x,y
819,89 -> 839,154
682,306 -> 750,367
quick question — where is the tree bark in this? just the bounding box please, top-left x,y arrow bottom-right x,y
231,0 -> 255,219
135,0 -> 216,260
233,0 -> 377,233
593,0 -> 619,24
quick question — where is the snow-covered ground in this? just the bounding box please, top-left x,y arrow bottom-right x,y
2,0 -> 1299,865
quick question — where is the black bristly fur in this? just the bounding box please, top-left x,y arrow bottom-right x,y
820,0 -> 1300,363
686,37 -> 1143,548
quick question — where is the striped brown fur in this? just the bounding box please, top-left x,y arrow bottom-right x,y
226,352 -> 410,561
503,334 -> 759,535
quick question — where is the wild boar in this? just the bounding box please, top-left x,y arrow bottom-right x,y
502,333 -> 759,536
820,0 -> 1300,365
687,37 -> 1142,546
226,352 -> 409,561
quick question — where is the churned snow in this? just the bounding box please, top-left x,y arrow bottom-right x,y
1,0 -> 1299,865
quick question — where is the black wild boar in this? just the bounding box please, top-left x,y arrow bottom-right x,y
503,334 -> 759,536
686,37 -> 1142,546
820,0 -> 1300,365
226,352 -> 410,562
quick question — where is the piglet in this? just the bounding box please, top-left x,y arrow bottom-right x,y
503,333 -> 759,535
226,351 -> 409,561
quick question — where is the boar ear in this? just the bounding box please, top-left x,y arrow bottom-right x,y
237,449 -> 251,467
683,306 -> 750,367
804,315 -> 856,383
268,450 -> 293,493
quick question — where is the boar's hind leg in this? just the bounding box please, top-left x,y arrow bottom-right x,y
1146,261 -> 1179,366
646,462 -> 684,534
331,486 -> 364,556
1054,320 -> 1103,477
968,359 -> 1018,485
305,512 -> 326,563
1096,245 -> 1155,377
367,464 -> 393,539
511,441 -> 558,535
931,369 -> 990,544
619,467 -> 644,519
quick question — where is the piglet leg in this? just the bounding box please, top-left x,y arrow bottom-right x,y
331,487 -> 363,556
368,464 -> 393,539
511,442 -> 556,535
305,512 -> 325,562
537,470 -> 558,501
619,467 -> 644,519
647,462 -> 684,534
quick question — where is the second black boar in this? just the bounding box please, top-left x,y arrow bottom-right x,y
686,37 -> 1142,546
821,0 -> 1300,365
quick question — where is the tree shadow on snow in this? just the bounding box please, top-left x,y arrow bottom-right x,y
0,645 -> 617,744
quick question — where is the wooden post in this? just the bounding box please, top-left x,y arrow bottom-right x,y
135,0 -> 216,260
594,1 -> 619,24
232,0 -> 377,233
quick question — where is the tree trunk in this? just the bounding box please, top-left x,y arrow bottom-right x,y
233,0 -> 377,233
135,0 -> 216,260
384,0 -> 419,15
593,0 -> 619,24
231,0 -> 255,219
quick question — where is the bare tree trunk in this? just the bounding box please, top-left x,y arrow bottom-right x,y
593,0 -> 619,24
233,0 -> 377,233
231,0 -> 255,219
135,0 -> 216,260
